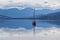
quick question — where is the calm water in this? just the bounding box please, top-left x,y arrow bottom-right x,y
0,20 -> 60,29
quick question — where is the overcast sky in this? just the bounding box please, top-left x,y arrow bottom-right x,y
0,0 -> 60,10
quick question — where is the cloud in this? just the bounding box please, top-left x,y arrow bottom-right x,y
0,0 -> 60,10
0,27 -> 60,40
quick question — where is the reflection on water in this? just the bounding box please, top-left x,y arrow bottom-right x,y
0,20 -> 60,29
37,20 -> 60,28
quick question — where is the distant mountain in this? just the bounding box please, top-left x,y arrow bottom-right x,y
0,8 -> 60,18
38,12 -> 60,20
0,15 -> 12,18
0,8 -> 33,18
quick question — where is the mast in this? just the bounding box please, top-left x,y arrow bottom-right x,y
32,8 -> 36,35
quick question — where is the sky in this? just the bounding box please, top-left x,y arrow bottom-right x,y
0,0 -> 60,10
0,0 -> 60,40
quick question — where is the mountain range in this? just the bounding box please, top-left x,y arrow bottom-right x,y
0,8 -> 60,20
37,12 -> 60,20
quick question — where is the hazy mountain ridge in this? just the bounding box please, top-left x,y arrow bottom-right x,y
37,12 -> 60,20
0,8 -> 60,19
0,8 -> 33,18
